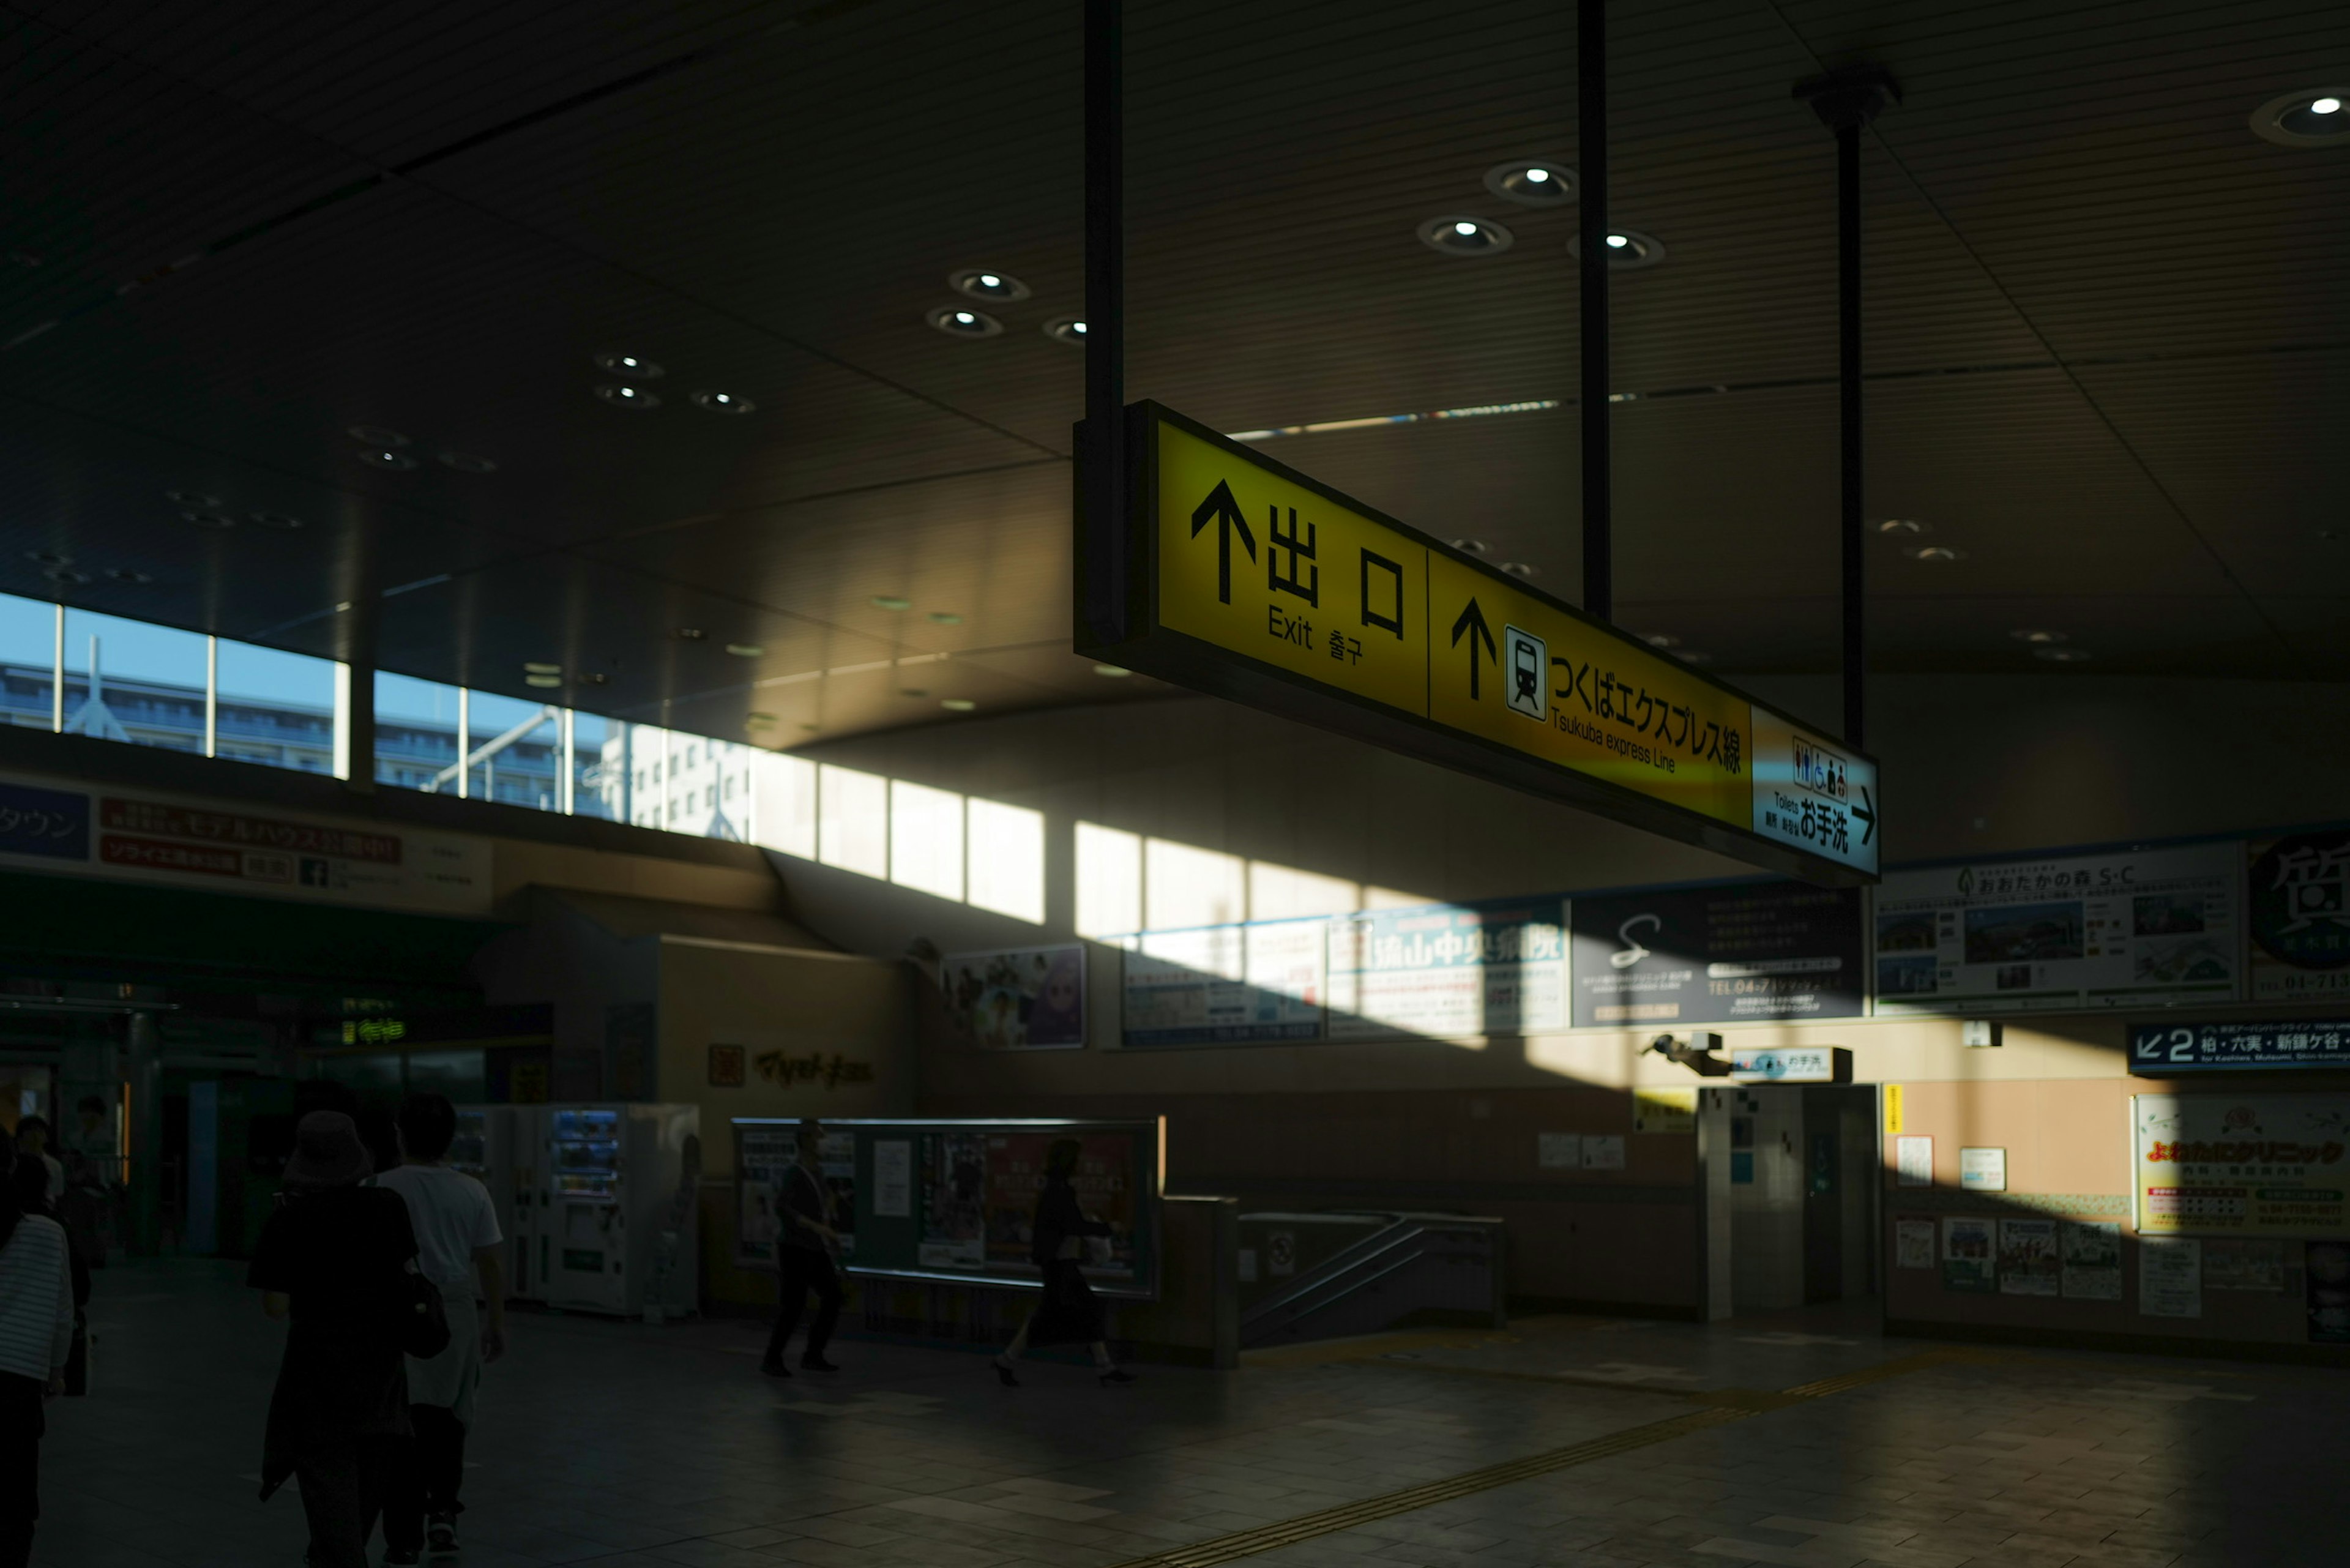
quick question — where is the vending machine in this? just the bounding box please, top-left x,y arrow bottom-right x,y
450,1105 -> 548,1302
518,1103 -> 699,1319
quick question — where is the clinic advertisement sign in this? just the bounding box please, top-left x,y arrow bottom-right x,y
2248,829 -> 2350,1002
1570,882 -> 1863,1028
2132,1094 -> 2350,1239
1874,843 -> 2237,1014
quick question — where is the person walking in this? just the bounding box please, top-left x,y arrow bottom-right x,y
376,1094 -> 505,1563
11,1118 -> 62,1206
0,1155 -> 73,1568
759,1119 -> 843,1378
990,1139 -> 1133,1387
247,1111 -> 422,1568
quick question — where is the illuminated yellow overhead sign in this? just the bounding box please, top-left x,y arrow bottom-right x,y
1081,403 -> 1876,884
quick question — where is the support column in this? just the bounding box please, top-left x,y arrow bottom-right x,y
1578,0 -> 1611,621
1795,66 -> 1900,749
127,1009 -> 162,1256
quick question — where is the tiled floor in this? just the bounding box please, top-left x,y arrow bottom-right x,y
31,1259 -> 2347,1567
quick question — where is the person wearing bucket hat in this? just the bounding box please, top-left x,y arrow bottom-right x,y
247,1111 -> 424,1568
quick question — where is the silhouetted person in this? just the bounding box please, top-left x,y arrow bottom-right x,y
377,1094 -> 506,1564
248,1113 -> 420,1568
760,1119 -> 843,1377
0,1154 -> 72,1568
991,1139 -> 1132,1387
10,1118 -> 61,1206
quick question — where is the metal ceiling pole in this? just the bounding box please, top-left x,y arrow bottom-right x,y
1796,67 -> 1899,750
1080,0 -> 1127,648
1578,0 -> 1611,622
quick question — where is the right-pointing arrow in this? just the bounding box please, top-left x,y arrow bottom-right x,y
1450,596 -> 1497,699
1851,784 -> 1876,846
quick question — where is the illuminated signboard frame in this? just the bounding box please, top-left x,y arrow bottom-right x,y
1076,401 -> 1879,887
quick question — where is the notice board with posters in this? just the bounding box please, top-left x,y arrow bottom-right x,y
731,1118 -> 1164,1299
2132,1094 -> 2350,1239
1873,843 -> 2239,1014
1569,882 -> 1864,1028
2247,828 -> 2350,1002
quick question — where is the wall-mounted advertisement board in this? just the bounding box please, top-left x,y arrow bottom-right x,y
2247,829 -> 2350,1003
1874,843 -> 2239,1014
1570,883 -> 1863,1028
1325,897 -> 1567,1039
732,1118 -> 1164,1299
2132,1094 -> 2350,1239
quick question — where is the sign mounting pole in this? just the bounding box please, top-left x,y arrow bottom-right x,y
1079,0 -> 1128,649
1796,65 -> 1899,752
1578,0 -> 1611,622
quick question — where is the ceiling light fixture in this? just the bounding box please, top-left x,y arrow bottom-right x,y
1876,518 -> 1930,534
595,383 -> 660,408
438,450 -> 498,472
248,511 -> 305,530
25,550 -> 68,566
1419,215 -> 1513,256
182,509 -> 238,528
1906,544 -> 1964,562
676,627 -> 706,640
1451,539 -> 1489,554
594,353 -> 663,379
926,305 -> 1003,338
951,269 -> 1031,302
2009,629 -> 2067,644
1567,230 -> 1666,268
1676,650 -> 1714,664
725,643 -> 764,657
43,566 -> 89,584
1643,633 -> 1682,648
1093,664 -> 1132,678
940,698 -> 977,712
747,712 -> 778,726
105,567 -> 153,584
524,674 -> 562,689
927,611 -> 961,625
2035,647 -> 2092,663
870,595 -> 911,610
578,672 -> 610,685
165,490 -> 222,509
346,424 -> 408,446
690,390 -> 755,414
523,662 -> 562,675
1483,160 -> 1575,206
2251,87 -> 2350,147
1043,317 -> 1088,345
357,448 -> 419,469
1500,561 -> 1539,578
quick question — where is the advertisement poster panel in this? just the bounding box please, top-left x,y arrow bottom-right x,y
1942,1217 -> 1996,1293
1119,920 -> 1323,1046
2310,1241 -> 2350,1343
1895,1217 -> 1936,1270
941,946 -> 1087,1050
918,1130 -> 989,1267
2247,829 -> 2350,1003
2132,1094 -> 2350,1238
0,769 -> 492,915
1326,897 -> 1566,1039
1997,1219 -> 2060,1296
1875,843 -> 2238,1014
2139,1237 -> 2202,1318
980,1130 -> 1143,1281
2061,1221 -> 2122,1300
1570,883 -> 1863,1028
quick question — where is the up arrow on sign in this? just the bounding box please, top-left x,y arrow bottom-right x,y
1188,479 -> 1255,605
1450,595 -> 1496,700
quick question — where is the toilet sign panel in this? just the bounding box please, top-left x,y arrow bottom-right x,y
1081,400 -> 1879,886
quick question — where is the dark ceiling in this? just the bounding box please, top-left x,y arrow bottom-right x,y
2,0 -> 2344,749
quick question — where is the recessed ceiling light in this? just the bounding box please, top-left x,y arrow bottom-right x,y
357,448 -> 419,469
595,383 -> 661,409
2035,647 -> 2092,663
165,490 -> 222,509
346,424 -> 408,447
523,662 -> 563,675
182,509 -> 239,528
438,450 -> 498,472
747,711 -> 778,726
927,611 -> 961,625
2251,87 -> 2350,146
43,566 -> 90,584
725,643 -> 764,657
1905,545 -> 1964,562
1483,160 -> 1575,206
524,674 -> 562,689
690,390 -> 755,414
2009,629 -> 2067,644
1876,518 -> 1930,534
1093,663 -> 1132,678
248,511 -> 305,530
1567,230 -> 1666,268
950,269 -> 1031,302
105,567 -> 153,584
578,672 -> 610,685
1500,561 -> 1538,578
940,698 -> 977,712
1419,215 -> 1513,256
800,722 -> 821,732
870,595 -> 911,610
24,550 -> 69,566
1451,538 -> 1489,554
1043,317 -> 1088,345
926,305 -> 1003,338
1643,633 -> 1682,648
676,627 -> 706,640
594,353 -> 664,379
1676,650 -> 1714,664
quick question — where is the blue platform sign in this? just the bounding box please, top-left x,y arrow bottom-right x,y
0,782 -> 91,862
2130,1020 -> 2350,1072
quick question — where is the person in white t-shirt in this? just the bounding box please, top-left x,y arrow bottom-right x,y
375,1095 -> 504,1565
